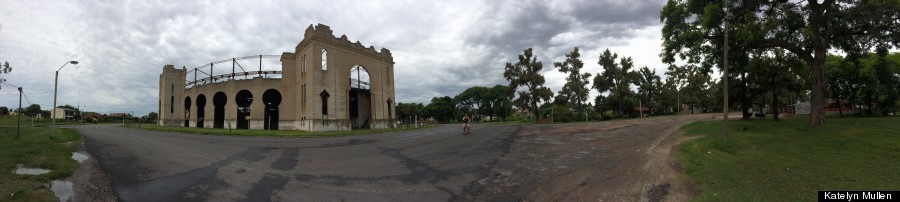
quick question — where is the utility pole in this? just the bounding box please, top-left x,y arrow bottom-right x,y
17,87 -> 23,140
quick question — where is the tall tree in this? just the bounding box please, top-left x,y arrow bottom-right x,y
637,66 -> 662,115
454,86 -> 489,119
504,48 -> 554,120
554,47 -> 592,121
593,49 -> 639,117
421,96 -> 456,122
486,85 -> 512,120
661,0 -> 900,126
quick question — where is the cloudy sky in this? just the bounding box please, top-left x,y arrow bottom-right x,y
0,0 -> 669,116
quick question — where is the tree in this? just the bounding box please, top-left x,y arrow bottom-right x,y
147,112 -> 159,121
0,106 -> 8,116
554,47 -> 592,121
746,49 -> 805,120
504,48 -> 554,120
454,86 -> 489,120
637,66 -> 662,116
421,96 -> 456,123
24,104 -> 42,115
485,85 -> 512,120
661,0 -> 900,126
593,49 -> 639,117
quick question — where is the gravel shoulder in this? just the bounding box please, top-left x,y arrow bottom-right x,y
73,140 -> 118,202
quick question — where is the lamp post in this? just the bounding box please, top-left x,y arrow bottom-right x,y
52,60 -> 78,138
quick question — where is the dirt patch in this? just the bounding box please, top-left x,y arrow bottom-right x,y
458,114 -> 712,201
73,141 -> 118,202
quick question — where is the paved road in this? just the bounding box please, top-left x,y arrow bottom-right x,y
76,124 -> 519,201
76,114 -> 716,201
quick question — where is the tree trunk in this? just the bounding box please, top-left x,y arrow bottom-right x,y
809,55 -> 827,125
837,99 -> 844,118
773,89 -> 780,121
740,72 -> 751,119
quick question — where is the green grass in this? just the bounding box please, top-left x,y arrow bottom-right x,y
128,123 -> 438,137
0,115 -> 83,127
0,125 -> 81,202
677,116 -> 900,201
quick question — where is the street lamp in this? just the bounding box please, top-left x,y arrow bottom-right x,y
51,60 -> 78,138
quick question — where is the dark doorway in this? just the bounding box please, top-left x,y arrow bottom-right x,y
263,89 -> 281,130
235,90 -> 253,129
349,65 -> 371,129
196,94 -> 206,128
184,97 -> 191,127
387,99 -> 393,128
213,92 -> 227,129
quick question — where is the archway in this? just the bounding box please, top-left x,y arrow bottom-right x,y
349,65 -> 371,129
184,97 -> 191,127
235,90 -> 253,129
387,98 -> 393,128
196,94 -> 206,128
213,92 -> 227,129
263,89 -> 281,130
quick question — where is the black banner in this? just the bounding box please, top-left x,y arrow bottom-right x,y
819,191 -> 898,201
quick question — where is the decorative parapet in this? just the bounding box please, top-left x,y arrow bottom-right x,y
292,23 -> 393,63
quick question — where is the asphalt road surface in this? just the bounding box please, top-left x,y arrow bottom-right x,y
76,114 -> 715,201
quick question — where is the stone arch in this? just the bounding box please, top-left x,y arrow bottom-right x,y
184,96 -> 191,127
349,65 -> 372,129
235,90 -> 253,129
263,89 -> 282,130
196,94 -> 206,128
213,92 -> 227,128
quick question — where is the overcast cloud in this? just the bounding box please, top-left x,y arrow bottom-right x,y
0,0 -> 668,116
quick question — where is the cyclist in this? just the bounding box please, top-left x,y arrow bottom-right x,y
462,113 -> 471,135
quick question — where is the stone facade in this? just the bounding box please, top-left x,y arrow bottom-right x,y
159,24 -> 396,131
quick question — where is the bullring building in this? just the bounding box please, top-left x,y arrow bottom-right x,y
158,24 -> 396,131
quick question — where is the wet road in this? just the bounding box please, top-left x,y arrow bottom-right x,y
76,124 -> 519,201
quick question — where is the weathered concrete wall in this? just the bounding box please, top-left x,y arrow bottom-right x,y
160,23 -> 396,132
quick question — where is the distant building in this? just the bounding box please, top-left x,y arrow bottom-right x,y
52,108 -> 75,120
107,113 -> 131,117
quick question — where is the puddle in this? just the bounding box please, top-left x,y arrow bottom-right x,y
51,180 -> 74,202
12,164 -> 51,175
71,152 -> 89,163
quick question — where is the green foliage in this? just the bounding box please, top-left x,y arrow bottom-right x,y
554,47 -> 592,110
828,52 -> 900,116
24,104 -> 41,115
637,66 -> 662,113
593,49 -> 639,117
677,117 -> 900,201
421,96 -> 456,122
504,48 -> 554,120
147,112 -> 158,121
661,0 -> 900,126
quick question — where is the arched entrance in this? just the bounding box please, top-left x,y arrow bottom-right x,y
349,65 -> 372,129
387,98 -> 393,128
235,90 -> 253,129
184,97 -> 191,127
263,89 -> 281,130
213,92 -> 227,129
196,94 -> 206,128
